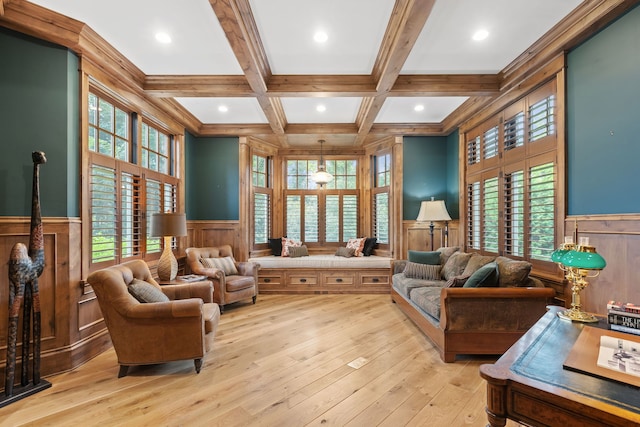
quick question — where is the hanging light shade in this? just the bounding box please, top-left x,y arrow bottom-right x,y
311,139 -> 333,186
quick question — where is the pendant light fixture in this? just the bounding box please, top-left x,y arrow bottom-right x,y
311,139 -> 333,186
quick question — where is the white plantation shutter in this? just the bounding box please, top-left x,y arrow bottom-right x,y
529,95 -> 555,142
146,178 -> 162,254
503,170 -> 524,257
374,192 -> 389,244
90,164 -> 117,263
528,162 -> 555,261
483,176 -> 499,253
483,126 -> 499,159
467,180 -> 481,250
254,192 -> 270,245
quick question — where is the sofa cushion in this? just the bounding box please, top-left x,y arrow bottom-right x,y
441,252 -> 473,281
128,279 -> 169,303
410,286 -> 442,320
281,237 -> 302,257
201,256 -> 239,275
268,238 -> 283,256
408,250 -> 441,265
392,273 -> 442,298
462,254 -> 496,277
225,275 -> 255,292
363,237 -> 377,256
346,238 -> 366,256
335,246 -> 356,257
445,274 -> 470,288
403,262 -> 442,280
437,246 -> 460,266
288,245 -> 309,258
463,262 -> 499,288
495,256 -> 532,287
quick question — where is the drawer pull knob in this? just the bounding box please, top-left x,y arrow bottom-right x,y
372,277 -> 379,283
336,278 -> 343,283
300,278 -> 307,283
264,278 -> 271,283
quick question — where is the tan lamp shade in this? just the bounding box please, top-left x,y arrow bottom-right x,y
416,199 -> 451,222
150,213 -> 187,281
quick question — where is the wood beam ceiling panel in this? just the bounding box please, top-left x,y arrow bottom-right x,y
144,75 -> 253,97
355,0 -> 437,145
210,0 -> 286,141
267,75 -> 377,97
391,75 -> 501,96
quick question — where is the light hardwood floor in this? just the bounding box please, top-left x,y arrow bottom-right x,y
0,294 -> 521,427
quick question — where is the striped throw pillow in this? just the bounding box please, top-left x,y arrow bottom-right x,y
403,262 -> 442,280
200,256 -> 239,276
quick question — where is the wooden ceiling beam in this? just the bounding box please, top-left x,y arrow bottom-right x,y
391,74 -> 501,96
144,75 -> 253,97
267,75 -> 377,97
209,0 -> 286,138
355,0 -> 437,144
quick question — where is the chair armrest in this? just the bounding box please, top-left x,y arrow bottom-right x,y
189,261 -> 224,280
237,261 -> 259,277
161,282 -> 213,303
124,298 -> 203,319
440,287 -> 556,332
392,260 -> 408,275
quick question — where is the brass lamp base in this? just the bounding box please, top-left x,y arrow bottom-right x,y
557,308 -> 599,323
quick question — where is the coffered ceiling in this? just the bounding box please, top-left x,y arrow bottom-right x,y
25,0 -> 585,147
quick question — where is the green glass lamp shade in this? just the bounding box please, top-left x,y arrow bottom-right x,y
551,248 -> 570,263
560,250 -> 607,270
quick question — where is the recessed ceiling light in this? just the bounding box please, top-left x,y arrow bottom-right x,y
218,105 -> 228,113
155,32 -> 172,44
316,104 -> 326,113
414,104 -> 425,112
313,31 -> 328,43
472,29 -> 489,41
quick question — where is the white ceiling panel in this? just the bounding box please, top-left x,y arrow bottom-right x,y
29,0 -> 243,74
22,0 -> 591,145
249,0 -> 395,74
281,98 -> 362,123
403,0 -> 583,74
174,98 -> 268,124
377,97 -> 469,123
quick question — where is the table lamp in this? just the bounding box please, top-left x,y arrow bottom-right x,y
151,212 -> 187,281
416,197 -> 452,250
551,236 -> 606,323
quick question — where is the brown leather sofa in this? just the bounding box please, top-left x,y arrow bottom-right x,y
186,245 -> 259,312
87,259 -> 220,377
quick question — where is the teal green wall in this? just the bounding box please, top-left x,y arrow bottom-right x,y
0,28 -> 79,217
403,136 -> 447,220
566,5 -> 640,215
185,133 -> 240,220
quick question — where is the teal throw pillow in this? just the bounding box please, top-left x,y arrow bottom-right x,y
408,250 -> 441,265
463,262 -> 499,288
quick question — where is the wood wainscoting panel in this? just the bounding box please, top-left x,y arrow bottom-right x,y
0,217 -> 111,389
186,220 -> 243,260
402,220 -> 460,259
565,215 -> 640,316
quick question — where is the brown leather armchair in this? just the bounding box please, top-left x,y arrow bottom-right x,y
186,245 -> 258,313
87,260 -> 220,377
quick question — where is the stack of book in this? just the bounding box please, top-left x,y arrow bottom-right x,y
607,300 -> 640,336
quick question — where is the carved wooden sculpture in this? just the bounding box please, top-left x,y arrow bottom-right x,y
5,151 -> 46,397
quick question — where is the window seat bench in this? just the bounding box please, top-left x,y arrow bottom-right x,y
248,255 -> 393,294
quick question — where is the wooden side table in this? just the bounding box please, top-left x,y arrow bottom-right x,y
480,306 -> 640,427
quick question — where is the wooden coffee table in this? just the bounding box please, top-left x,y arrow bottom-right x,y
480,305 -> 640,427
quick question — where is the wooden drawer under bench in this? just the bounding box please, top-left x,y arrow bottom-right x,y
257,268 -> 390,294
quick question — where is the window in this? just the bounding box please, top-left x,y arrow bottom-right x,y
373,153 -> 391,245
88,89 -> 179,270
284,158 -> 358,244
141,123 -> 171,174
463,80 -> 559,266
252,154 -> 271,246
